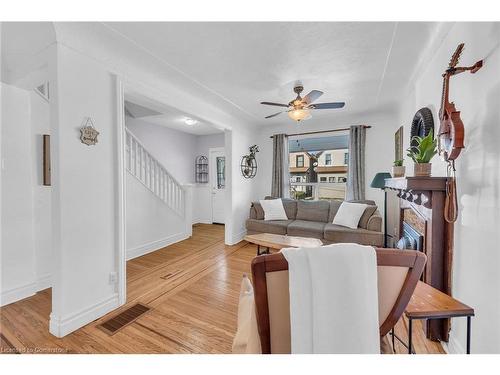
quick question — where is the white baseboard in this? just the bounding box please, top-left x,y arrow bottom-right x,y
49,294 -> 119,338
442,333 -> 465,354
126,232 -> 189,260
0,273 -> 53,307
192,218 -> 212,225
0,282 -> 37,307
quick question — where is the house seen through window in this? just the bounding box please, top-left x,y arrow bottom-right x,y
288,133 -> 349,200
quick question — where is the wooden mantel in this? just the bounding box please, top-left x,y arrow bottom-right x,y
384,176 -> 454,342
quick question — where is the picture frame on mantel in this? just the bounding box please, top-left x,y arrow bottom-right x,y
395,126 -> 403,161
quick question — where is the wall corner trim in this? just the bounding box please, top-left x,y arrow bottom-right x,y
227,229 -> 247,246
49,293 -> 119,338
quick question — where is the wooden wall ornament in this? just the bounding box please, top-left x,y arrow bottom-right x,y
438,43 -> 483,223
80,117 -> 100,146
438,43 -> 483,162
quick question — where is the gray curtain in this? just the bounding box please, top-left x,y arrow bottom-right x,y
271,134 -> 290,198
346,125 -> 366,200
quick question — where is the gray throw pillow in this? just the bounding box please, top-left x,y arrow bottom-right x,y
358,205 -> 378,229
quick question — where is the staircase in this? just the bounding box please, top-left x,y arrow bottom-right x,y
125,129 -> 186,217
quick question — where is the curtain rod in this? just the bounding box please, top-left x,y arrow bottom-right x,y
269,125 -> 371,139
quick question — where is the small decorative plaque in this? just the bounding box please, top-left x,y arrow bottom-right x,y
80,117 -> 99,146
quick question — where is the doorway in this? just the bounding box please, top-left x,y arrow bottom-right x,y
209,147 -> 225,224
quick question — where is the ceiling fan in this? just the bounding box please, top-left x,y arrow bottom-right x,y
261,84 -> 345,122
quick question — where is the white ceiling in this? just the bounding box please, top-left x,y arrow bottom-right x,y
105,22 -> 441,126
2,22 -> 444,128
124,91 -> 224,136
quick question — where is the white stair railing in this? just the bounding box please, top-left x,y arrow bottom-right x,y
125,129 -> 185,217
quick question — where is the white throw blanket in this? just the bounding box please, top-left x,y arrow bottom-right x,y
281,243 -> 380,354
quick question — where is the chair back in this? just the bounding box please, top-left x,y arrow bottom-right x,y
251,248 -> 426,354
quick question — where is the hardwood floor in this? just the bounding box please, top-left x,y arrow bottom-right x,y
0,224 -> 444,354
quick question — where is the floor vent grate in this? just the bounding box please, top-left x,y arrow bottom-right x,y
97,303 -> 151,335
160,270 -> 182,280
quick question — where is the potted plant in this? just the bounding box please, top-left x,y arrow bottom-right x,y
392,159 -> 405,177
406,129 -> 438,177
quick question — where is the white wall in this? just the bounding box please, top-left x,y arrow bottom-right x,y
254,110 -> 399,211
396,22 -> 500,353
0,85 -> 52,307
126,117 -> 198,184
0,83 -> 36,306
125,173 -> 187,260
49,44 -> 119,337
30,91 -> 52,290
125,118 -> 225,226
225,127 -> 261,244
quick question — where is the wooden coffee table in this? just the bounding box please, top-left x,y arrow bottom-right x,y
244,233 -> 323,255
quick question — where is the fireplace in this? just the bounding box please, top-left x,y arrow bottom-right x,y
397,221 -> 424,251
385,177 -> 454,342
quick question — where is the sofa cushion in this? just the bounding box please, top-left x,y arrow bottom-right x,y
327,199 -> 343,223
286,220 -> 326,239
359,205 -> 378,229
295,200 -> 330,223
246,219 -> 293,235
323,224 -> 383,246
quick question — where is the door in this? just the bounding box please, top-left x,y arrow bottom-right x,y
210,148 -> 225,224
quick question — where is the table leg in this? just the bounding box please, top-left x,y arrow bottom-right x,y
257,245 -> 261,256
408,318 -> 413,354
466,316 -> 471,354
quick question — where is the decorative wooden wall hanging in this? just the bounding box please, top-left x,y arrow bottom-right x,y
80,117 -> 100,146
438,43 -> 483,223
43,134 -> 51,186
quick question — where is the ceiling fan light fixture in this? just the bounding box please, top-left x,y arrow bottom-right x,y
184,117 -> 198,126
288,108 -> 311,122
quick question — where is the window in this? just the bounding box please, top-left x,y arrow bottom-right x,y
325,153 -> 332,165
216,157 -> 225,189
296,155 -> 304,167
344,153 -> 349,165
288,135 -> 349,200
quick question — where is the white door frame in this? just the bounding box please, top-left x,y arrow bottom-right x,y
208,147 -> 225,224
115,76 -> 127,306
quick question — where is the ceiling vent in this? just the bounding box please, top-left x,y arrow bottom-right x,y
124,100 -> 163,118
34,82 -> 50,102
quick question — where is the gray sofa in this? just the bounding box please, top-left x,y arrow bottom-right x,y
246,198 -> 383,246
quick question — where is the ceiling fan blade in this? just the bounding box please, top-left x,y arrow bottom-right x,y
265,111 -> 284,119
302,90 -> 324,105
310,102 -> 345,109
261,101 -> 289,108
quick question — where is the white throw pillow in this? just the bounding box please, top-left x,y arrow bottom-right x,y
260,198 -> 288,221
332,202 -> 368,229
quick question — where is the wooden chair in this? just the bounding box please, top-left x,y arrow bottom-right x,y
251,248 -> 426,354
